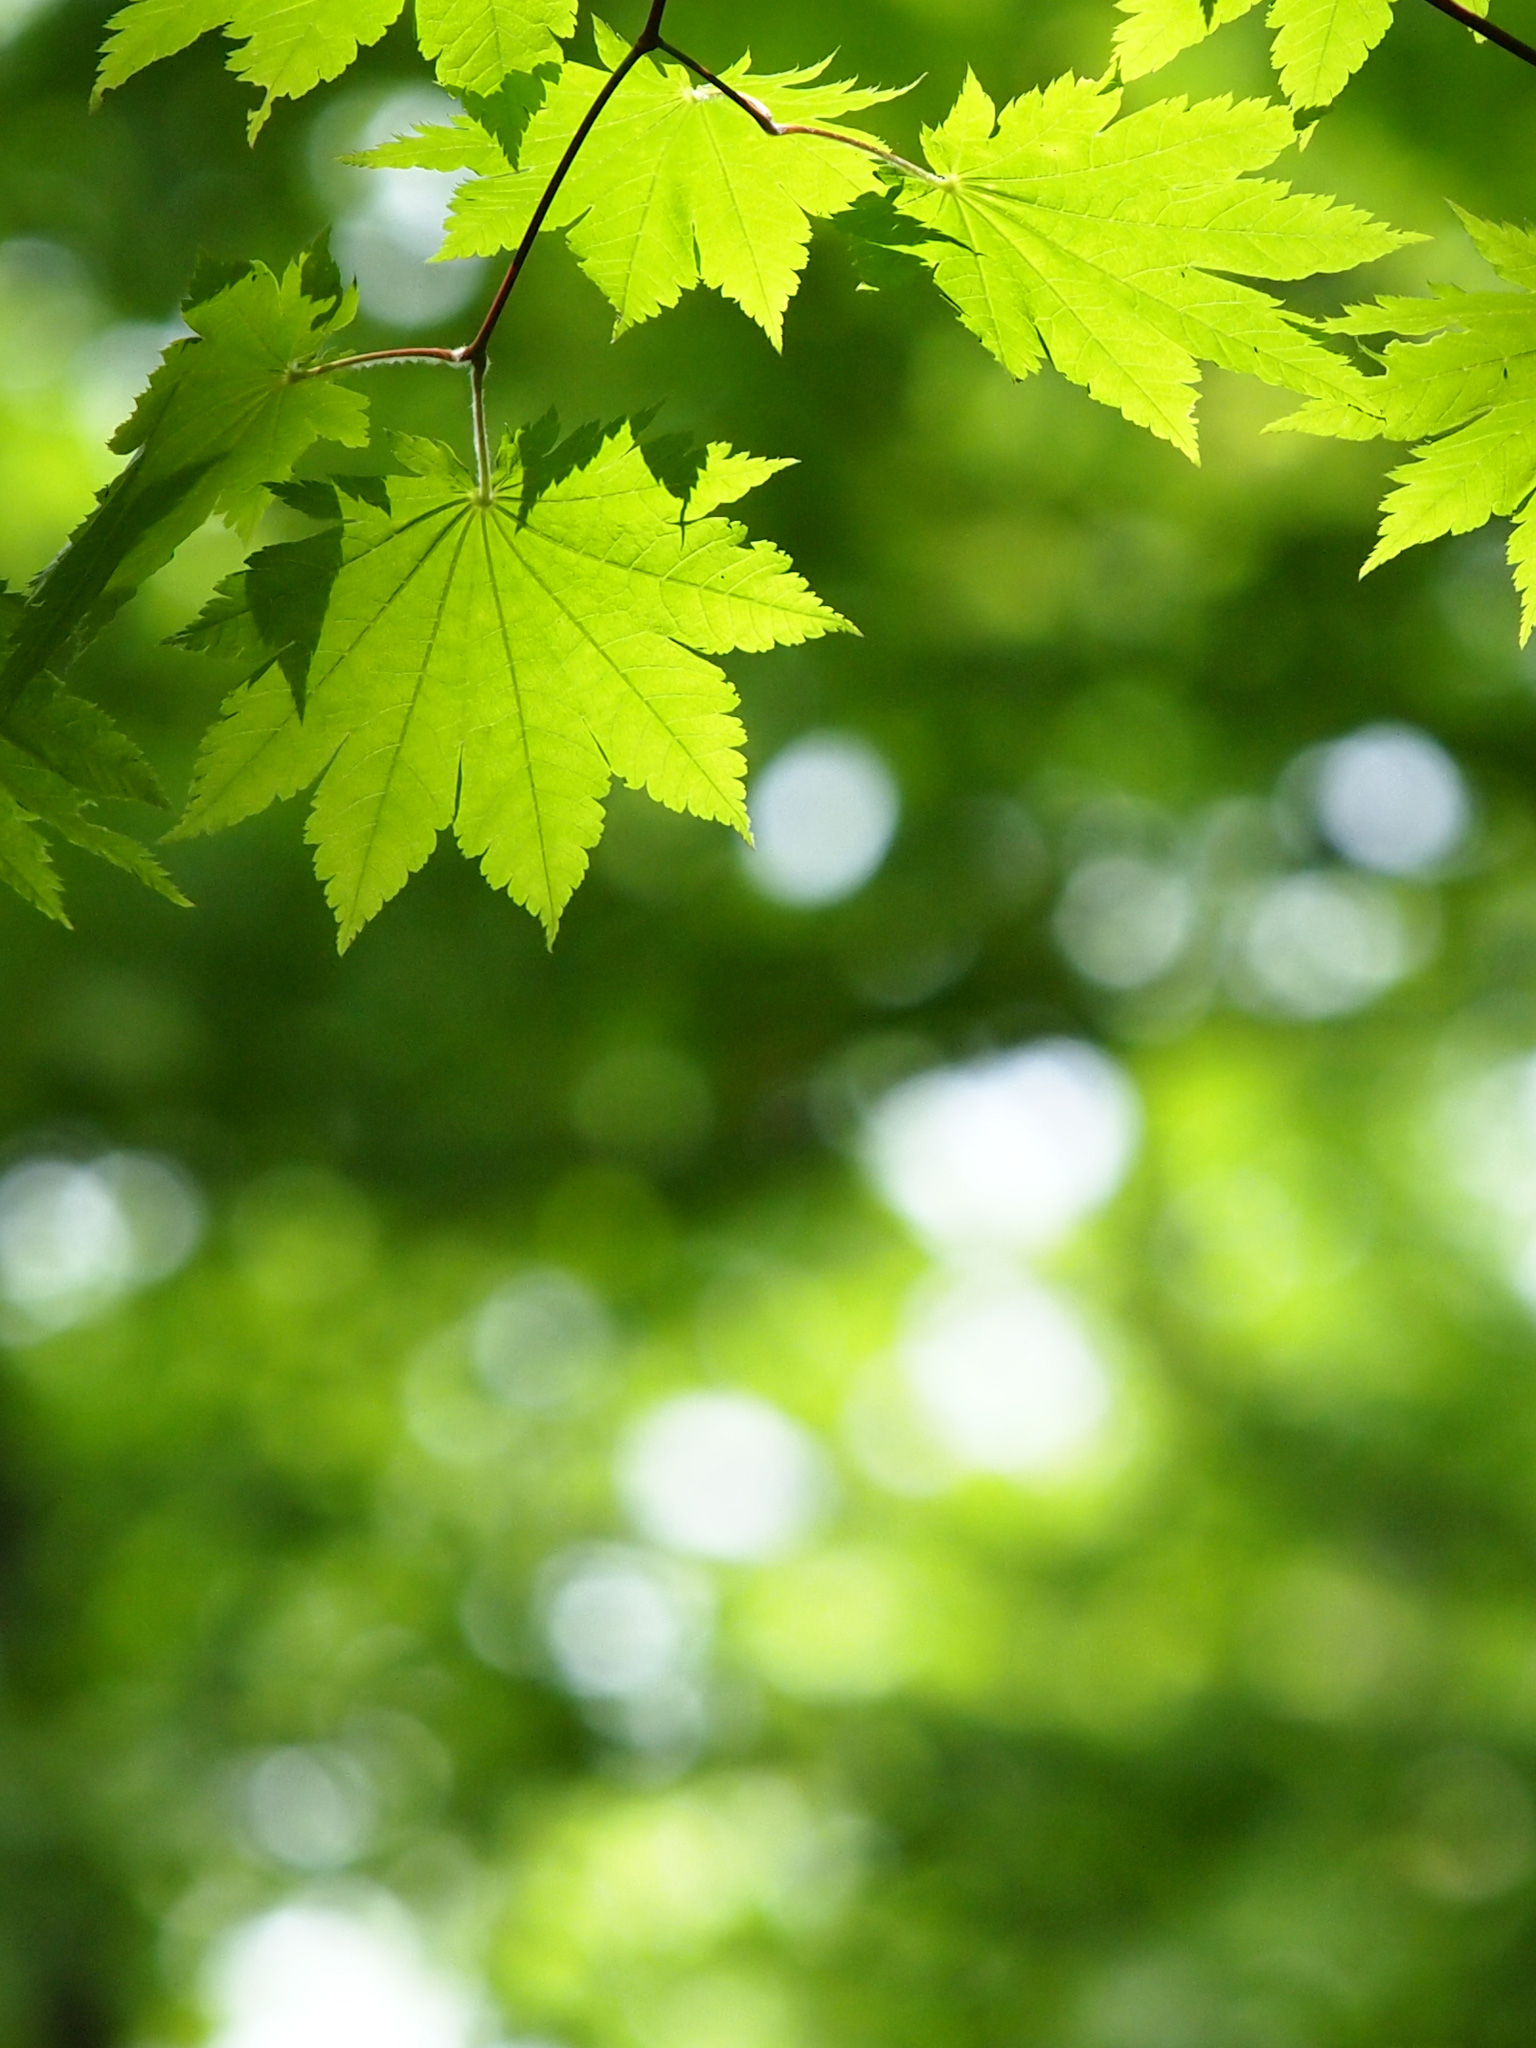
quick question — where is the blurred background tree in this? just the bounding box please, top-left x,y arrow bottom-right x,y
5,0 -> 1536,2043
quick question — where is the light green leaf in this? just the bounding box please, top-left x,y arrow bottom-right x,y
891,72 -> 1410,459
176,425 -> 849,947
345,113 -> 511,175
1114,0 -> 1262,81
1114,0 -> 1210,79
442,42 -> 907,346
2,254 -> 367,703
1454,204 -> 1536,291
94,0 -> 229,102
1270,0 -> 1395,108
686,446 -> 796,521
1365,400 -> 1536,572
97,0 -> 406,135
1509,501 -> 1536,645
0,786 -> 66,923
414,0 -> 572,96
3,676 -> 168,808
1275,211 -> 1536,605
1115,0 -> 1433,107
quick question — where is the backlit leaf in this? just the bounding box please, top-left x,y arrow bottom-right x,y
1276,210 -> 1536,635
175,425 -> 848,947
438,38 -> 907,345
890,72 -> 1410,459
415,0 -> 573,97
1,254 -> 366,704
1114,0 -> 1417,107
98,0 -> 404,136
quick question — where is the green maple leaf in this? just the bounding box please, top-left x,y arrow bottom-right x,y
97,0 -> 403,137
1114,0 -> 1413,108
432,30 -> 907,346
173,476 -> 386,710
4,675 -> 168,808
95,0 -> 566,134
0,743 -> 189,919
173,424 -> 849,948
2,250 -> 366,705
415,0 -> 573,98
350,112 -> 514,176
0,597 -> 186,918
888,72 -> 1410,459
1276,210 -> 1536,637
1113,0 -> 1257,81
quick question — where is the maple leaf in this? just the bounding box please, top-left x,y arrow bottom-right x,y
0,599 -> 186,918
888,72 -> 1410,459
4,674 -> 168,808
95,0 -> 567,134
351,112 -> 514,176
429,29 -> 907,346
415,0 -> 573,98
1114,0 -> 1411,109
1276,209 -> 1536,637
1,249 -> 366,706
173,424 -> 849,948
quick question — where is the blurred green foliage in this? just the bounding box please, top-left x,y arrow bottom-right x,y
7,1 -> 1536,2045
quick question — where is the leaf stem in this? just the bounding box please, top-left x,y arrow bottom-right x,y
654,37 -> 941,182
1419,0 -> 1536,70
299,344 -> 462,376
470,356 -> 492,499
302,2 -> 942,482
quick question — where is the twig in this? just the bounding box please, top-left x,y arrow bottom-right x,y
654,37 -> 942,183
1419,0 -> 1536,70
302,0 -> 942,479
470,357 -> 492,498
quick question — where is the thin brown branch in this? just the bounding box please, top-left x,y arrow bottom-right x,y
654,37 -> 941,183
1419,0 -> 1536,70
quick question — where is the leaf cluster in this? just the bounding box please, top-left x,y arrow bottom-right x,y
15,0 -> 1535,944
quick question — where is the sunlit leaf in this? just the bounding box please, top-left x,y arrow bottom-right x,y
174,425 -> 847,947
890,72 -> 1410,458
438,35 -> 907,346
1277,210 -> 1536,633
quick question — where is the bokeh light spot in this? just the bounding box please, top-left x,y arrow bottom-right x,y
207,1898 -> 478,2048
1233,872 -> 1417,1019
0,1150 -> 203,1340
742,733 -> 900,908
537,1544 -> 713,1702
323,91 -> 487,330
618,1392 -> 832,1562
472,1268 -> 613,1412
899,1273 -> 1114,1476
1054,855 -> 1197,989
244,1746 -> 375,1871
863,1040 -> 1141,1251
1314,724 -> 1470,875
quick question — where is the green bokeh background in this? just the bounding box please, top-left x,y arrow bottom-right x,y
6,0 -> 1536,2042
